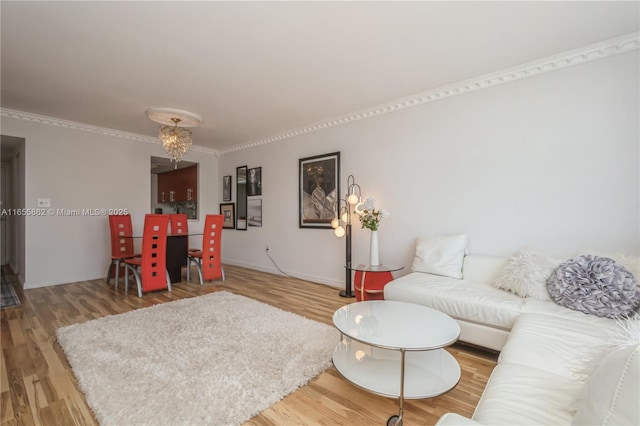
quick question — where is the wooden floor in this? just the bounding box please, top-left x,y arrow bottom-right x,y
1,265 -> 497,426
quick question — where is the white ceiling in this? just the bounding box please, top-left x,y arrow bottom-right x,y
1,1 -> 638,152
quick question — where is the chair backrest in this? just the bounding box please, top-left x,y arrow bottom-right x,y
169,214 -> 189,235
201,214 -> 224,281
108,214 -> 134,258
140,214 -> 170,292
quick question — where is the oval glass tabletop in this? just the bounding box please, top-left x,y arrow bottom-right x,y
333,300 -> 460,351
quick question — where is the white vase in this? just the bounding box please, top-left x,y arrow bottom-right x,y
369,230 -> 380,266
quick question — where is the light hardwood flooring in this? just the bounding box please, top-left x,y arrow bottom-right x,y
1,265 -> 497,426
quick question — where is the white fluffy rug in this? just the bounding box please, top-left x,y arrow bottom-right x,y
56,291 -> 339,426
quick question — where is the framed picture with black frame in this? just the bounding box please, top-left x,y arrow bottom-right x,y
236,166 -> 248,230
247,167 -> 262,196
223,175 -> 232,201
298,152 -> 340,229
220,203 -> 236,229
248,198 -> 262,227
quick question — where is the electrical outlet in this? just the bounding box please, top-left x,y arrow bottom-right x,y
266,245 -> 271,252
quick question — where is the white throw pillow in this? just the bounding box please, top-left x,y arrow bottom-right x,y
411,234 -> 468,279
490,249 -> 557,300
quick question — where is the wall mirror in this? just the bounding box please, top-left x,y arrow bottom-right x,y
236,165 -> 248,230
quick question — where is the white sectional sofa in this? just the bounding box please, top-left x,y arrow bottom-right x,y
383,238 -> 639,425
384,254 -> 516,352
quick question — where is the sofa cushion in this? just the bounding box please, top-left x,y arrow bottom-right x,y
572,344 -> 639,426
461,255 -> 509,284
522,299 -> 625,328
411,234 -> 468,279
498,313 -> 615,380
435,413 -> 482,425
384,272 -> 525,330
473,363 -> 582,425
490,249 -> 557,301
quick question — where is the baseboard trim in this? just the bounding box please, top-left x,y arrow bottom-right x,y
222,260 -> 343,289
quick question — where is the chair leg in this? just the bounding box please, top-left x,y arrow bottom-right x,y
196,258 -> 203,285
221,266 -> 225,282
124,264 -> 141,297
186,256 -> 191,282
114,259 -> 121,290
129,265 -> 143,298
106,261 -> 114,285
124,264 -> 128,293
166,270 -> 172,292
124,264 -> 130,294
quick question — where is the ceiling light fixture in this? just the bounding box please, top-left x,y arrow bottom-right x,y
146,108 -> 203,168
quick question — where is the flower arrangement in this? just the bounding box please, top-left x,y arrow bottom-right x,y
358,197 -> 390,231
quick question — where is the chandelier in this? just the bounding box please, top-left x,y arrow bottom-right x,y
160,118 -> 192,164
146,108 -> 203,167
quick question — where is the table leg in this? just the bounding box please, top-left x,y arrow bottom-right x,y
386,349 -> 406,426
166,235 -> 187,283
398,349 -> 405,425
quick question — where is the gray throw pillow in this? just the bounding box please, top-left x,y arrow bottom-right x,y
547,255 -> 640,319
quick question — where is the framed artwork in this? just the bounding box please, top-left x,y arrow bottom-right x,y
223,175 -> 232,201
248,198 -> 262,227
247,167 -> 262,196
220,203 -> 236,229
298,152 -> 340,229
236,166 -> 248,230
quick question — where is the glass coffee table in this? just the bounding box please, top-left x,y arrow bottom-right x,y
332,301 -> 461,426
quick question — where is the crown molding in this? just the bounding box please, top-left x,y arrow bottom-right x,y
219,31 -> 640,155
0,108 -> 219,155
2,31 -> 637,157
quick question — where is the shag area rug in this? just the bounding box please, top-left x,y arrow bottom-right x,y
56,291 -> 339,426
0,273 -> 20,309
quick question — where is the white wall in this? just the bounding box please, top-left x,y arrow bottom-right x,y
219,51 -> 639,288
0,50 -> 636,290
0,117 -> 218,288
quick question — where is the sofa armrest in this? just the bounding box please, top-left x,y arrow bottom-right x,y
435,413 -> 482,426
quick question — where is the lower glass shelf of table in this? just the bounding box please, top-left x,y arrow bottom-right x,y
333,339 -> 460,398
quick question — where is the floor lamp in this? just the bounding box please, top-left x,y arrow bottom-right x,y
332,175 -> 363,298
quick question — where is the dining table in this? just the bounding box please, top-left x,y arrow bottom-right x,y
125,232 -> 201,284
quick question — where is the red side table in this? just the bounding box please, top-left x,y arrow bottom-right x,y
349,264 -> 404,302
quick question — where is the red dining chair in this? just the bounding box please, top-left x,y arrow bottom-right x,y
187,214 -> 225,284
124,214 -> 172,297
106,214 -> 138,289
169,213 -> 199,252
168,213 -> 188,235
169,213 -> 200,280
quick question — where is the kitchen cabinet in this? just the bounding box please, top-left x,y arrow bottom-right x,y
157,165 -> 197,203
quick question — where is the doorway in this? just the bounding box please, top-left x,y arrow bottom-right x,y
1,163 -> 9,265
0,163 -> 10,266
1,135 -> 26,282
